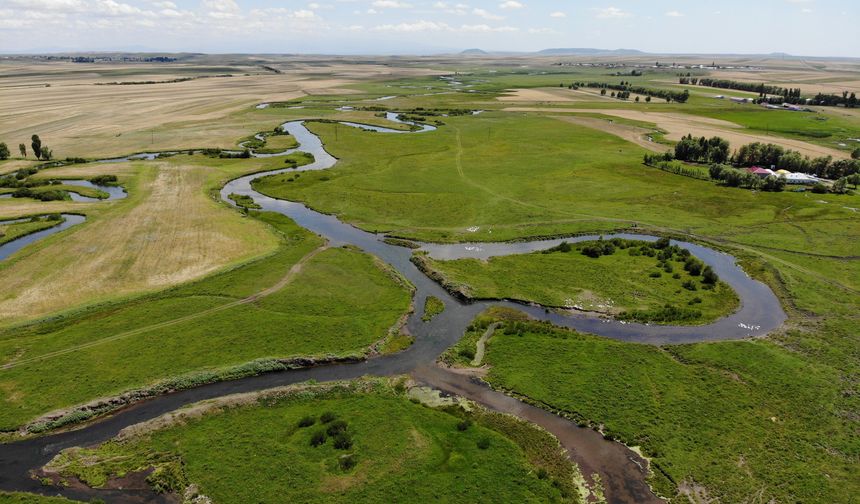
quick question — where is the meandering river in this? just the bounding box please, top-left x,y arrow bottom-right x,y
0,113 -> 786,504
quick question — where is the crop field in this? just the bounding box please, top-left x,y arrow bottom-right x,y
37,379 -> 576,503
0,156 -> 284,324
0,60 -> 440,157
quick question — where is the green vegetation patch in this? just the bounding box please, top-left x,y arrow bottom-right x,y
462,311 -> 856,503
0,212 -> 412,432
228,192 -> 261,210
43,379 -> 576,503
0,215 -> 64,246
421,296 -> 445,322
0,493 -> 76,504
419,238 -> 738,324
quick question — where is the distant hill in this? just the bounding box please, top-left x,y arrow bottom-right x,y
460,48 -> 489,56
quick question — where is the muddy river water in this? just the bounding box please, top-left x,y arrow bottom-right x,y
0,114 -> 786,503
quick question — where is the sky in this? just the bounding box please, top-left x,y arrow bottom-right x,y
0,0 -> 857,57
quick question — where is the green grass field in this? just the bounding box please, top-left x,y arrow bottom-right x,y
0,212 -> 412,432
41,379 -> 576,503
445,306 -> 857,504
252,112 -> 860,254
418,239 -> 738,324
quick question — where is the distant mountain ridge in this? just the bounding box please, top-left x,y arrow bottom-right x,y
459,47 -> 646,56
536,48 -> 646,56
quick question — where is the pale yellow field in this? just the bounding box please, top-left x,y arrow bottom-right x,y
699,69 -> 860,95
0,159 -> 279,324
0,60 -> 438,158
497,87 -> 582,102
503,107 -> 850,159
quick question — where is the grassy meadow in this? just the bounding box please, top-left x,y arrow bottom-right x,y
0,213 -> 412,432
419,239 -> 738,323
443,303 -> 858,503
41,379 -> 576,503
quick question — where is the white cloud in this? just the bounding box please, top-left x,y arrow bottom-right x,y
473,8 -> 503,20
499,1 -> 523,9
665,10 -> 683,17
550,11 -> 565,18
593,6 -> 630,19
373,20 -> 449,32
371,0 -> 411,8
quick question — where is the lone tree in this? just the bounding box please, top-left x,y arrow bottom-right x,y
31,135 -> 42,159
0,142 -> 9,160
40,146 -> 53,161
19,143 -> 26,157
852,147 -> 860,160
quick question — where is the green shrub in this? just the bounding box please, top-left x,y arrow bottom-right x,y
146,461 -> 187,494
297,415 -> 315,428
310,430 -> 327,447
458,347 -> 476,360
339,454 -> 357,471
320,411 -> 337,423
456,419 -> 472,431
477,437 -> 491,450
333,432 -> 353,450
326,420 -> 348,436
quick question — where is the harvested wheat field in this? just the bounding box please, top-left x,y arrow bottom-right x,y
0,160 -> 279,324
497,87 -> 582,102
0,61 -> 425,158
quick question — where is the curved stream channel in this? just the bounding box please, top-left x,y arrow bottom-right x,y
0,115 -> 786,504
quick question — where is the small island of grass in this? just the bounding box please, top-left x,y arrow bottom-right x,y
415,237 -> 739,325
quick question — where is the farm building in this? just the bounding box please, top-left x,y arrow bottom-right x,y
746,166 -> 775,178
782,172 -> 818,185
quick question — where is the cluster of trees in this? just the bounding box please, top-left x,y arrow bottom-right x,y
9,187 -> 67,201
567,81 -> 689,103
649,132 -> 859,180
707,164 -> 786,191
3,135 -> 53,161
734,142 -> 859,179
678,77 -> 857,107
672,134 -> 731,164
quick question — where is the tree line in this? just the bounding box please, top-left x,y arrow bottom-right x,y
655,134 -> 860,179
0,135 -> 53,161
563,81 -> 690,103
678,76 -> 857,107
643,134 -> 860,194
